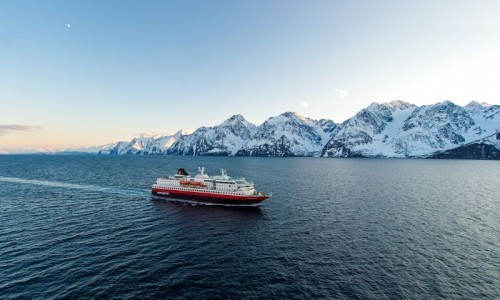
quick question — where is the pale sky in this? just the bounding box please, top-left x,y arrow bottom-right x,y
1,0 -> 500,152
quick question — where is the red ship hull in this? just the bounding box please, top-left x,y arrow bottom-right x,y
151,187 -> 269,206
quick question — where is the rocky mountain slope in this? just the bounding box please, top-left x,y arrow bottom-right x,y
322,100 -> 499,158
430,131 -> 500,159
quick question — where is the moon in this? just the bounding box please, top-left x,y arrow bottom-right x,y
66,23 -> 71,28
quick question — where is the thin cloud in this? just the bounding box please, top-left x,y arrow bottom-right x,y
335,88 -> 349,99
299,101 -> 309,108
0,125 -> 40,135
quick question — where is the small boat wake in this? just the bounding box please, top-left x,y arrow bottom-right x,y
0,176 -> 150,197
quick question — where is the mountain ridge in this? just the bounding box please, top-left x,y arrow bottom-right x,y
64,100 -> 500,159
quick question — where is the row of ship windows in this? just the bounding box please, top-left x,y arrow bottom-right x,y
168,187 -> 241,195
163,183 -> 235,188
161,180 -> 235,185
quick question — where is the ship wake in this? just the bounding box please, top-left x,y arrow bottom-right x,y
0,176 -> 150,197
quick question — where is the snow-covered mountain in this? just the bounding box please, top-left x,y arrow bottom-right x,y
236,112 -> 336,156
99,130 -> 191,155
59,143 -> 116,154
91,113 -> 336,157
321,100 -> 417,157
322,100 -> 500,158
72,100 -> 499,159
167,114 -> 257,156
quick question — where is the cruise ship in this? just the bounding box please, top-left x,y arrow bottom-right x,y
151,167 -> 270,206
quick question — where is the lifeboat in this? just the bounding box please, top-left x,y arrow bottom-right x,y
179,180 -> 206,187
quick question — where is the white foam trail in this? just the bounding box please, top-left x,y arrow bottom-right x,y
0,176 -> 150,197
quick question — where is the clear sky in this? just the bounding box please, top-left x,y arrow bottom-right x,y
1,0 -> 500,152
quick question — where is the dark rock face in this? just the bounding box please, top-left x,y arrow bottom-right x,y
437,124 -> 465,144
484,105 -> 500,120
355,109 -> 388,135
318,119 -> 337,134
431,143 -> 499,160
321,114 -> 379,157
321,132 -> 374,157
236,135 -> 296,157
402,102 -> 475,135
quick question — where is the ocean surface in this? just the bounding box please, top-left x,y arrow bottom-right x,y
0,155 -> 498,299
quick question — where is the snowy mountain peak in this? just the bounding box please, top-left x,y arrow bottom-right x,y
166,113 -> 258,156
466,101 -> 493,108
227,114 -> 245,121
137,133 -> 162,139
366,102 -> 381,111
221,114 -> 255,128
464,101 -> 490,116
279,111 -> 306,120
439,100 -> 457,107
173,129 -> 192,139
365,101 -> 414,116
386,100 -> 415,110
466,101 -> 482,108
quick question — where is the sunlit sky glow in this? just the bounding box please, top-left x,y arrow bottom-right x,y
1,0 -> 500,151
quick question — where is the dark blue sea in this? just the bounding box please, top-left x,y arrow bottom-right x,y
0,155 -> 498,299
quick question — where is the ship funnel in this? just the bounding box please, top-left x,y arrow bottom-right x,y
177,168 -> 189,176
